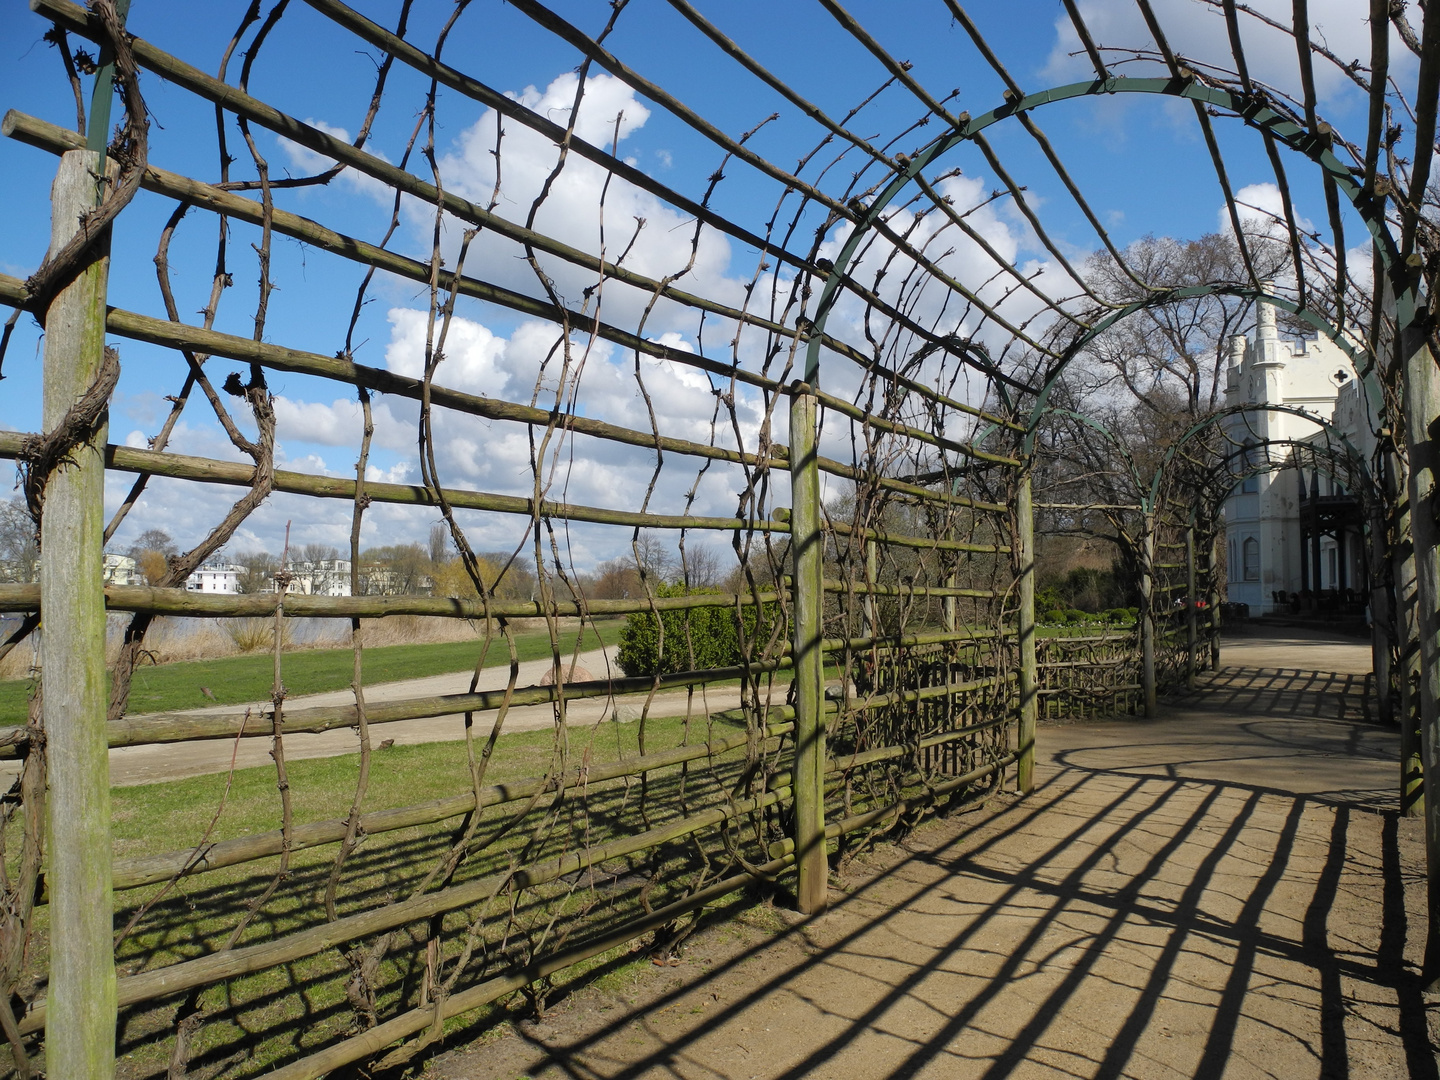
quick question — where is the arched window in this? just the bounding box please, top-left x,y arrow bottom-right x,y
1240,441 -> 1258,493
1242,537 -> 1260,581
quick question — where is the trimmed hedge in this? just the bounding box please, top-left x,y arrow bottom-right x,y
615,584 -> 780,678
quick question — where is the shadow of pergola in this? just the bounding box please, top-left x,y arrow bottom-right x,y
1166,664 -> 1376,724
456,667 -> 1432,1080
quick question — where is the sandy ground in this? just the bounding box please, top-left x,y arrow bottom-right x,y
420,626 -> 1436,1080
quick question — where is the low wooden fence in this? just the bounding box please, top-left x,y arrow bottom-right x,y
1035,624 -> 1215,722
0,1 -> 1033,1074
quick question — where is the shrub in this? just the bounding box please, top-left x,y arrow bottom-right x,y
222,617 -> 292,653
1104,608 -> 1134,624
1041,609 -> 1066,625
616,585 -> 779,678
1063,608 -> 1087,624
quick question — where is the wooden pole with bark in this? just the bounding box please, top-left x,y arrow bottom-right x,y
1399,320 -> 1440,980
1390,448 -> 1423,817
39,147 -> 118,1080
1208,532 -> 1221,671
1185,524 -> 1197,692
789,380 -> 828,914
1141,513 -> 1157,717
1016,473 -> 1037,794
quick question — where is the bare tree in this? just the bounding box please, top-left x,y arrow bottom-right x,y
0,498 -> 38,583
298,543 -> 340,567
127,528 -> 178,586
589,557 -> 643,600
1070,231 -> 1288,417
480,551 -> 537,601
633,532 -> 674,581
360,543 -> 430,595
428,522 -> 448,566
678,542 -> 725,588
127,528 -> 176,561
234,550 -> 279,594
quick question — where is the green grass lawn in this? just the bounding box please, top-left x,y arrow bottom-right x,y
0,618 -> 1132,725
4,643 -> 1006,1076
82,697 -> 993,1076
92,709 -> 761,1075
0,620 -> 626,724
109,709 -> 746,866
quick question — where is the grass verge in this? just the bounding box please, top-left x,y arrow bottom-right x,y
90,709 -> 759,1077
0,620 -> 625,723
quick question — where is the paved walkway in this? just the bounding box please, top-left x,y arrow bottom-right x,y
433,626 -> 1436,1080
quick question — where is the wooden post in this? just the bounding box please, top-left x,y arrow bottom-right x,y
1185,525 -> 1197,692
1208,532 -> 1221,671
863,538 -> 878,638
941,537 -> 956,635
41,148 -> 117,1079
1016,473 -> 1036,794
1398,320 -> 1440,981
1369,471 -> 1394,728
1140,514 -> 1156,717
788,381 -> 827,914
1395,463 -> 1423,817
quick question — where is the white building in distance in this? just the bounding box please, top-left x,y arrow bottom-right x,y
102,553 -> 139,586
1220,297 -> 1374,615
284,559 -> 352,597
186,562 -> 242,594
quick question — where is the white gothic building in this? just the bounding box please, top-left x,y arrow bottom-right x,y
1220,297 -> 1375,614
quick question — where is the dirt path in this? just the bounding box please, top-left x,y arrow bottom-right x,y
426,628 -> 1437,1080
3,645 -> 756,787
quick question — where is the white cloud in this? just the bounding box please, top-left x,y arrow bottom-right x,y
812,171 -> 1066,379
365,460 -> 412,485
383,307 -> 507,394
276,118 -> 392,201
1222,181 -> 1314,237
430,71 -> 747,334
106,65 -> 1040,570
273,395 -> 365,446
1043,0 -> 1415,108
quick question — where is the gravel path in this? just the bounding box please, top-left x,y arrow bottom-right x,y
6,644 -> 753,787
428,626 -> 1436,1080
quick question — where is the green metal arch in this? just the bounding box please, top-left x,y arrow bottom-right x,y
1033,407 -> 1150,501
799,74 -> 1405,453
1026,285 -> 1386,457
1028,401 -> 1373,517
1208,439 -> 1366,497
1147,401 -> 1374,512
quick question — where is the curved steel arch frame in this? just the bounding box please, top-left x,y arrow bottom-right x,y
1156,404 -> 1389,707
1149,403 -> 1377,512
1027,402 -> 1379,715
789,73 -> 1436,934
801,74 -> 1406,399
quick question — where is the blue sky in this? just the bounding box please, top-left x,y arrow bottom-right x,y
0,0 -> 1412,571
